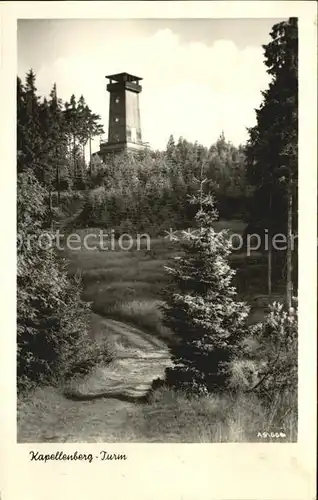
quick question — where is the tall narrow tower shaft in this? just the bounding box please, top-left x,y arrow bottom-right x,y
101,72 -> 145,154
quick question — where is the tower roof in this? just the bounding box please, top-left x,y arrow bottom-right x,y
105,72 -> 143,83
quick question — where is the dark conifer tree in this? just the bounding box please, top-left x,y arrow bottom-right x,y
163,191 -> 250,394
245,17 -> 298,304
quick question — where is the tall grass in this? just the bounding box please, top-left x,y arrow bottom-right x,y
18,384 -> 296,443
136,387 -> 297,442
107,299 -> 174,343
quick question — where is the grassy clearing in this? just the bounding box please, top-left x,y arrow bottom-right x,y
63,221 -> 274,340
63,235 -> 179,341
18,385 -> 296,443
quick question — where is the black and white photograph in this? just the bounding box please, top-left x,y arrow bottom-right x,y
4,2 -> 316,460
0,2 -> 316,499
15,15 -> 302,444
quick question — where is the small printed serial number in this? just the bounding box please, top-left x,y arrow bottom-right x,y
257,431 -> 286,438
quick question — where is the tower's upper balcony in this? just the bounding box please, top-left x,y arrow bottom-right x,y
106,72 -> 142,93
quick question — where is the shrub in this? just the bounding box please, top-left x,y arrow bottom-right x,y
53,273 -> 116,382
17,172 -> 114,392
227,358 -> 261,391
248,300 -> 298,400
228,299 -> 298,432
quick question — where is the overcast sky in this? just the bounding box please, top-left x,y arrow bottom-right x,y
18,18 -> 285,152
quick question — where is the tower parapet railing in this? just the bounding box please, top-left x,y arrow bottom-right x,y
99,138 -> 150,148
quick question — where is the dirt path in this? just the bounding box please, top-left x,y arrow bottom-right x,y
64,314 -> 172,401
17,314 -> 172,442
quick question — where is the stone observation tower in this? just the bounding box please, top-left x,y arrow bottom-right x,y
99,72 -> 146,156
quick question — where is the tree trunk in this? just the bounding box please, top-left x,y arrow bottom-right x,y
56,163 -> 60,205
48,191 -> 53,231
268,192 -> 272,298
286,177 -> 293,309
73,135 -> 76,181
56,146 -> 60,205
49,190 -> 52,211
89,136 -> 92,177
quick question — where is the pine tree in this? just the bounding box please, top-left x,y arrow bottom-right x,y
17,77 -> 26,169
17,73 -> 71,194
79,105 -> 104,177
87,109 -> 104,177
245,17 -> 298,304
163,192 -> 250,394
17,70 -> 44,181
39,86 -> 68,195
64,94 -> 78,182
64,94 -> 104,187
166,134 -> 176,161
47,84 -> 70,195
77,95 -> 88,163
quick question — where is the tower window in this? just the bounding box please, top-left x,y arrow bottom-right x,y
115,97 -> 120,104
115,117 -> 119,122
